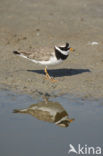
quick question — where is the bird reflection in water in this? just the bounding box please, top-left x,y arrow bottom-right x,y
13,96 -> 74,127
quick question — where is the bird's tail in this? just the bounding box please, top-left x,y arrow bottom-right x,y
13,108 -> 27,114
13,51 -> 20,55
13,50 -> 40,64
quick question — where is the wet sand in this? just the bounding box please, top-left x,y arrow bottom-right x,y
0,0 -> 103,98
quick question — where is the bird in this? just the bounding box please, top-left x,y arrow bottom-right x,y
13,42 -> 73,82
13,96 -> 74,127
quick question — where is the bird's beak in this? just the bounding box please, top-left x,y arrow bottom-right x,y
68,118 -> 75,123
69,47 -> 74,52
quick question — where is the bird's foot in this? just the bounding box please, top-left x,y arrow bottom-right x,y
45,75 -> 58,82
50,77 -> 58,82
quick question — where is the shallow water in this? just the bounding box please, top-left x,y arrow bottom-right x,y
0,89 -> 103,156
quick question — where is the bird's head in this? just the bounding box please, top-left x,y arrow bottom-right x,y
56,118 -> 74,128
54,42 -> 74,60
59,42 -> 73,52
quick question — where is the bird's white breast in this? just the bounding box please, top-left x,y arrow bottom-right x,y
38,55 -> 63,66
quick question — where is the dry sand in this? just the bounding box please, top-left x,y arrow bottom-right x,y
0,0 -> 103,98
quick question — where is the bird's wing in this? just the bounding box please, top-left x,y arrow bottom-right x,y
14,47 -> 54,61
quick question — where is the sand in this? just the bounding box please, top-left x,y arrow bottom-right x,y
0,0 -> 103,99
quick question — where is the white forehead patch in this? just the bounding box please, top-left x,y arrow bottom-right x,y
55,46 -> 69,55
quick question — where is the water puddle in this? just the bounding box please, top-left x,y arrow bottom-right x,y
0,89 -> 103,156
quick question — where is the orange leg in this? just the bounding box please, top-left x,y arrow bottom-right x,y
44,67 -> 58,82
44,67 -> 51,79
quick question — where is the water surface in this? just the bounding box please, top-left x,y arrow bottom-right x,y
0,90 -> 103,156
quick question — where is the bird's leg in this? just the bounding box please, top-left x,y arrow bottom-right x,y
44,66 -> 51,79
44,67 -> 58,82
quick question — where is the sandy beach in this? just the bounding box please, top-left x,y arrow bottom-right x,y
0,0 -> 103,98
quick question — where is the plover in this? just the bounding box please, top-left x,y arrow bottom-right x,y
13,42 -> 73,82
13,96 -> 74,127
